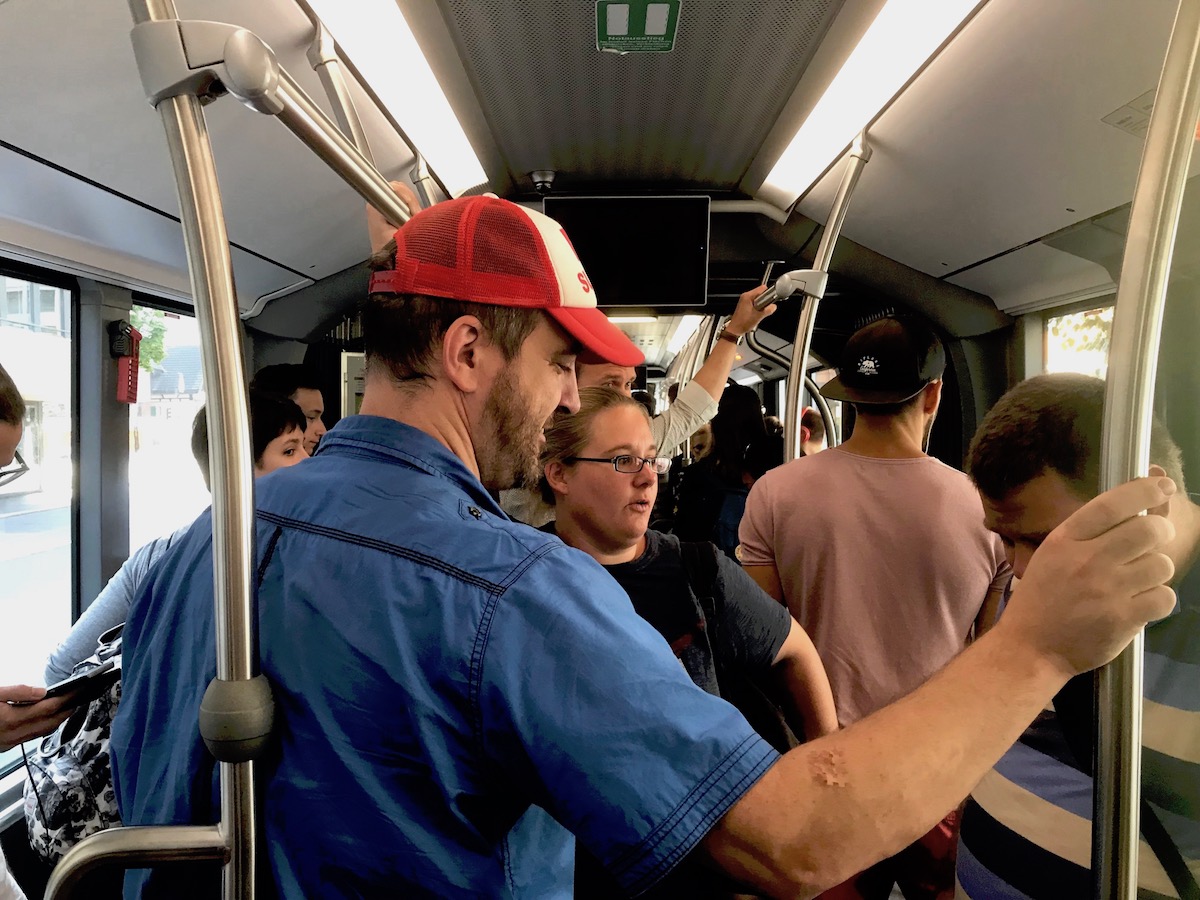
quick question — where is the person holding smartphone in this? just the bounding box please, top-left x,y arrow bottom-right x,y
0,362 -> 79,900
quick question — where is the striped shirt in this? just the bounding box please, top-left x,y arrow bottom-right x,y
957,563 -> 1200,899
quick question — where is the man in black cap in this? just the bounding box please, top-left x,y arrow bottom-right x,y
739,315 -> 1011,900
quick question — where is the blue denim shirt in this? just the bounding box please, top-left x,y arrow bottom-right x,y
112,416 -> 777,898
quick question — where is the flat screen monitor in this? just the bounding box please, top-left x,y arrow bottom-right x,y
542,196 -> 710,308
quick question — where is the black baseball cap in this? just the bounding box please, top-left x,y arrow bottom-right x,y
821,317 -> 946,405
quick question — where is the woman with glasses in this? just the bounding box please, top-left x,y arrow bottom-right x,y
540,387 -> 837,897
540,387 -> 837,738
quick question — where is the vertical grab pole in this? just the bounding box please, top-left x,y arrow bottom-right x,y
783,134 -> 871,461
128,1 -> 266,898
1093,1 -> 1200,897
159,93 -> 261,900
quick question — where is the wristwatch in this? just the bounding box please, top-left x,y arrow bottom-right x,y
717,327 -> 745,346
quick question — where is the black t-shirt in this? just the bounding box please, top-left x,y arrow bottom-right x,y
609,530 -> 790,694
542,527 -> 790,697
542,527 -> 793,900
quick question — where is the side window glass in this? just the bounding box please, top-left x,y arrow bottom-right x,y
0,274 -> 74,770
128,304 -> 209,553
1044,306 -> 1114,377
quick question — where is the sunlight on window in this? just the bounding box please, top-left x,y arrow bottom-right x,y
1044,307 -> 1114,378
0,276 -> 73,688
128,306 -> 209,553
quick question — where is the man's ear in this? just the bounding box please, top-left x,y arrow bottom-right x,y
922,379 -> 943,414
1147,463 -> 1173,518
441,315 -> 494,394
544,460 -> 570,497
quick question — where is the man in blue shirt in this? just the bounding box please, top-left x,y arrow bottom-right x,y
112,194 -> 1179,898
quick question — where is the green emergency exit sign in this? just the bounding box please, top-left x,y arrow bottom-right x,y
596,1 -> 681,53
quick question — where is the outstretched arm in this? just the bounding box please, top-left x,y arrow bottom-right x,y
689,287 -> 776,403
700,476 -> 1178,897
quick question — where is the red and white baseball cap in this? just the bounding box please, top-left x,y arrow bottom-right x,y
368,196 -> 644,367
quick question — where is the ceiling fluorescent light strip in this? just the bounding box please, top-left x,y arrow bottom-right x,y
305,0 -> 487,197
665,314 -> 705,355
607,315 -> 659,324
765,0 -> 983,206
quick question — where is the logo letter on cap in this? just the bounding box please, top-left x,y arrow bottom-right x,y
577,271 -> 592,293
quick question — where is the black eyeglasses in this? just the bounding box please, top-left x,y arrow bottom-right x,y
565,455 -> 672,475
0,449 -> 29,488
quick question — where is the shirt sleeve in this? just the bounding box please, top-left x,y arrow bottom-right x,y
44,528 -> 183,684
985,535 -> 1014,614
736,475 -> 777,568
477,543 -> 778,896
711,550 -> 791,674
650,380 -> 718,453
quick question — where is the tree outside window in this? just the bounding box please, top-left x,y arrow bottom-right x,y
1044,306 -> 1113,378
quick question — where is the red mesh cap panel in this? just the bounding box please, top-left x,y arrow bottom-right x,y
367,196 -> 643,365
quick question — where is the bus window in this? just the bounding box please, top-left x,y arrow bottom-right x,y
1044,305 -> 1114,378
127,305 -> 209,553
0,273 -> 74,772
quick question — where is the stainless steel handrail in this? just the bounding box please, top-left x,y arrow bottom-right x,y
806,376 -> 839,449
783,134 -> 871,461
44,826 -> 227,896
273,67 -> 409,227
48,0 -> 262,896
48,5 -> 429,897
305,21 -> 375,165
744,332 -> 839,448
1093,0 -> 1200,896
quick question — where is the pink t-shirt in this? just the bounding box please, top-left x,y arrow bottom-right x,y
739,447 -> 1010,726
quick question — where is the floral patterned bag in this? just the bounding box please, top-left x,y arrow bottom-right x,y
22,624 -> 123,864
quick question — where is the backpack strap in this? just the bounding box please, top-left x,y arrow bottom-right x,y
678,540 -> 722,664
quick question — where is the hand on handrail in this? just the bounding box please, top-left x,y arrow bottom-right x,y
368,181 -> 423,255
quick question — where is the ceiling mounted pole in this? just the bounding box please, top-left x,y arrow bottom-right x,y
1093,0 -> 1200,897
782,134 -> 871,462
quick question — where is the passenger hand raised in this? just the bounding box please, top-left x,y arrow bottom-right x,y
0,685 -> 77,751
998,476 -> 1177,681
367,181 -> 423,255
725,285 -> 776,337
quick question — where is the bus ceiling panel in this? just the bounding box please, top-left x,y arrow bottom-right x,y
794,0 -> 1178,281
755,215 -> 1009,338
1040,173 -> 1200,284
411,0 -> 847,193
0,0 -> 417,285
948,243 -> 1115,316
0,146 -> 304,311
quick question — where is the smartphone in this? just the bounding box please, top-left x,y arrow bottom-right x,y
42,659 -> 119,702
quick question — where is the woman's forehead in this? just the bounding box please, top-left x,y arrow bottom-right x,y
586,406 -> 655,449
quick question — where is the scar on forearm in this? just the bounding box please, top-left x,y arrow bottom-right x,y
810,748 -> 847,787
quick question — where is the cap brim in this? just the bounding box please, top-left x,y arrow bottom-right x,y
548,307 -> 645,367
820,376 -> 924,405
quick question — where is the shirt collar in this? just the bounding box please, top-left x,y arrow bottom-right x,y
319,415 -> 506,517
